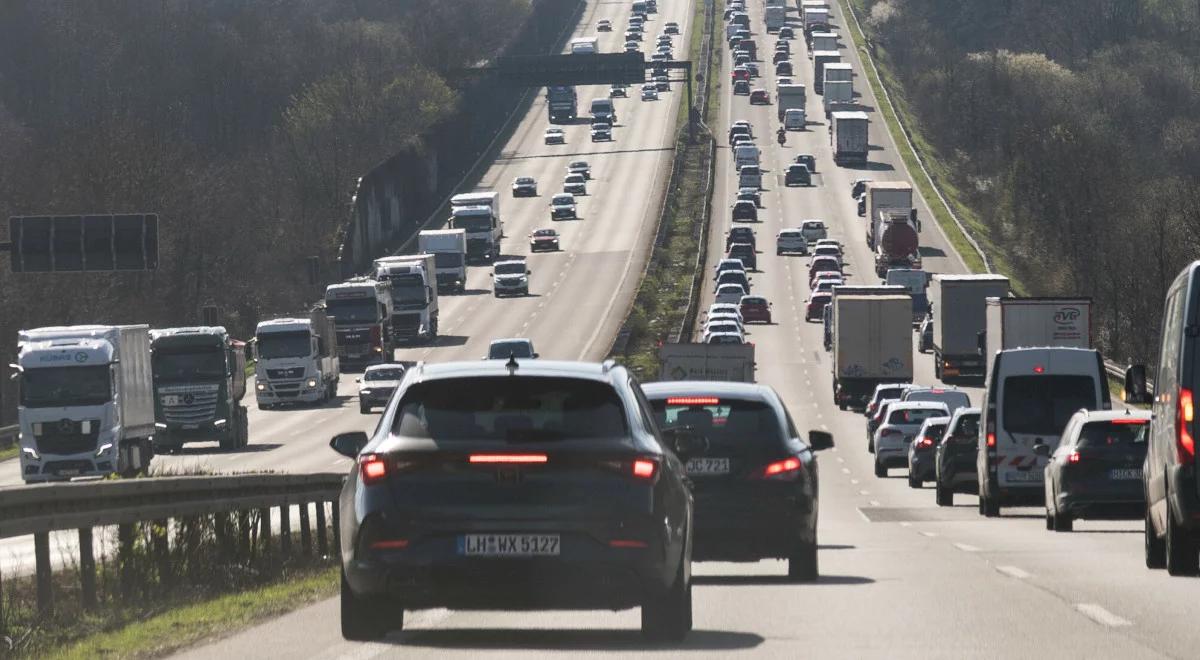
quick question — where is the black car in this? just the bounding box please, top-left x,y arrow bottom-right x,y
775,61 -> 793,76
332,360 -> 697,641
851,178 -> 871,199
784,164 -> 811,186
732,200 -> 758,222
726,226 -> 756,250
1041,409 -> 1150,532
715,269 -> 751,294
908,416 -> 950,487
779,26 -> 794,39
733,80 -> 751,95
643,382 -> 833,580
727,242 -> 756,270
934,407 -> 982,506
795,154 -> 817,174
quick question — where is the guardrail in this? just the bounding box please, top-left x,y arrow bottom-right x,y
0,473 -> 343,615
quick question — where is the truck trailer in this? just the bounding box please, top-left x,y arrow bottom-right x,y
929,275 -> 1011,380
831,111 -> 869,165
659,343 -> 755,382
983,297 -> 1093,380
450,192 -> 503,263
832,295 -> 914,410
16,325 -> 155,482
812,50 -> 840,94
418,229 -> 467,293
149,326 -> 248,452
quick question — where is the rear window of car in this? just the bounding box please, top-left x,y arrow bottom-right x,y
922,423 -> 948,440
650,397 -> 785,455
950,413 -> 980,437
393,377 -> 628,441
365,368 -> 405,381
1002,375 -> 1097,436
888,407 -> 947,425
1077,420 -> 1149,450
906,390 -> 971,411
488,341 -> 533,359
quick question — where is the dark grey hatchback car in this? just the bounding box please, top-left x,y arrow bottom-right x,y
330,359 -> 697,641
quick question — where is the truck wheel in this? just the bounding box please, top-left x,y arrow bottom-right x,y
934,356 -> 943,380
219,429 -> 238,451
1051,509 -> 1073,532
360,402 -> 371,415
429,317 -> 439,340
907,475 -> 921,489
238,407 -> 250,448
983,496 -> 1000,518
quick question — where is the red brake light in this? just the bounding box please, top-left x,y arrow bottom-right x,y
469,454 -> 548,464
760,457 -> 802,480
359,453 -> 388,485
881,429 -> 899,437
609,539 -> 648,548
917,437 -> 935,449
1033,364 -> 1045,374
632,458 -> 658,479
986,433 -> 996,448
1066,451 -> 1081,464
1179,388 -> 1195,465
666,397 -> 720,406
370,539 -> 409,550
1110,418 -> 1148,425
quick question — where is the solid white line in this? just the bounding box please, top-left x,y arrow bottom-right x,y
996,565 -> 1031,580
1075,603 -> 1132,628
953,542 -> 980,552
898,522 -> 911,528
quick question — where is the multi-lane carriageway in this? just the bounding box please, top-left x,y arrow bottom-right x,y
10,0 -> 1200,657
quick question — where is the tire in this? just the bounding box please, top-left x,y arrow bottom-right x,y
1165,502 -> 1199,576
983,496 -> 1000,518
935,484 -> 952,507
1146,506 -> 1167,569
787,539 -> 818,582
340,571 -> 398,641
237,406 -> 249,448
641,556 -> 692,642
1052,509 -> 1073,532
867,436 -> 875,454
908,475 -> 921,489
429,317 -> 439,340
219,428 -> 237,451
360,403 -> 370,415
874,459 -> 886,478
838,402 -> 846,411
1046,510 -> 1054,530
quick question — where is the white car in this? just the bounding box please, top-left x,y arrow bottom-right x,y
705,332 -> 745,345
811,244 -> 843,266
590,123 -> 612,141
597,19 -> 613,31
810,279 -> 841,296
706,302 -> 744,324
776,229 -> 808,255
873,402 -> 951,477
715,283 -> 748,305
713,258 -> 747,278
702,321 -> 745,343
641,84 -> 659,101
800,219 -> 828,242
563,173 -> 587,195
783,108 -> 806,130
567,160 -> 591,179
705,311 -> 745,332
776,76 -> 793,86
544,127 -> 565,145
356,363 -> 407,414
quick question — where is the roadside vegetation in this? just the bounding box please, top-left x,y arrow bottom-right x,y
845,0 -> 1200,365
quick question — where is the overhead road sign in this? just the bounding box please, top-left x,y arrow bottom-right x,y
497,53 -> 648,86
6,213 -> 159,273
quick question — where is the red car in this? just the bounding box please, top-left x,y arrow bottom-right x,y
529,228 -> 561,252
806,292 -> 832,322
731,67 -> 751,82
739,296 -> 772,324
749,89 -> 770,104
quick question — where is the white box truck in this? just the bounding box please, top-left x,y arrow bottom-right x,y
983,297 -> 1093,380
659,344 -> 755,382
570,37 -> 598,54
865,182 -> 914,247
831,111 -> 869,165
832,295 -> 914,410
450,192 -> 502,263
812,50 -> 840,93
809,32 -> 838,55
776,83 -> 807,122
804,6 -> 830,30
418,229 -> 467,293
765,5 -> 786,31
929,275 -> 1011,380
255,306 -> 340,408
823,80 -> 853,116
16,325 -> 155,482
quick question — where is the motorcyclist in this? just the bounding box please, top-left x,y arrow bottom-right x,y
776,127 -> 787,145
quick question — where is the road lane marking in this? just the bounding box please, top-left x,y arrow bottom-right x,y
953,542 -> 980,552
919,531 -> 938,537
857,508 -> 871,522
898,522 -> 911,527
841,468 -> 851,474
836,457 -> 845,463
850,478 -> 859,484
858,489 -> 869,496
869,500 -> 880,506
1075,603 -> 1132,628
996,565 -> 1031,580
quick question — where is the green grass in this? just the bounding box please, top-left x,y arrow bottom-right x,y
838,0 -> 992,276
0,443 -> 18,462
44,565 -> 338,660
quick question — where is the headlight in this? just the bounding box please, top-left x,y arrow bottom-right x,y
307,378 -> 318,388
22,447 -> 40,460
256,383 -> 266,391
360,389 -> 372,395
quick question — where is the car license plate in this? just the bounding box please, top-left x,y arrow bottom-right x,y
459,534 -> 560,557
57,469 -> 80,477
1005,470 -> 1043,483
686,457 -> 731,476
1110,468 -> 1142,480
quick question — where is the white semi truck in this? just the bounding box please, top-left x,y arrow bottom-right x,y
831,295 -> 913,410
418,229 -> 467,293
374,254 -> 439,343
15,325 -> 155,482
254,306 -> 340,408
450,192 -> 502,263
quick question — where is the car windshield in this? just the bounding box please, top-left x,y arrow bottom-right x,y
516,177 -> 533,184
256,331 -> 311,359
20,365 -> 112,408
1002,375 -> 1098,436
534,229 -> 556,237
365,368 -> 405,381
906,390 -> 971,412
552,195 -> 573,204
393,377 -> 627,441
494,262 -> 526,275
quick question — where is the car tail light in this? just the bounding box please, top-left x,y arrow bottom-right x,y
760,457 -> 802,479
1178,388 -> 1195,465
632,458 -> 658,479
1110,418 -> 1148,425
917,436 -> 935,449
370,539 -> 409,550
986,433 -> 995,448
359,453 -> 388,485
1066,451 -> 1081,464
609,539 -> 648,548
880,428 -> 899,437
667,396 -> 719,405
469,454 -> 549,464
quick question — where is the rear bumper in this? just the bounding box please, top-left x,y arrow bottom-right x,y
909,453 -> 935,480
1057,491 -> 1144,519
692,501 -> 814,560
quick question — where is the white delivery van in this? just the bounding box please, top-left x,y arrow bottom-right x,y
784,108 -> 807,130
733,144 -> 760,169
977,347 -> 1110,516
738,164 -> 762,189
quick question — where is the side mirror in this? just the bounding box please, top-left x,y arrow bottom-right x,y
330,431 -> 370,458
355,378 -> 361,383
532,353 -> 540,358
526,269 -> 532,275
1124,365 -> 1153,404
1033,443 -> 1051,458
663,427 -> 709,459
808,430 -> 834,451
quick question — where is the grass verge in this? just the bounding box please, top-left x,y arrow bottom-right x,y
838,0 -> 996,277
44,565 -> 338,660
0,444 -> 17,462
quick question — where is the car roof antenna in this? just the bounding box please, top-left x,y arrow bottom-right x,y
506,352 -> 519,374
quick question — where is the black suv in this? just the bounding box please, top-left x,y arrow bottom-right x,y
934,407 -> 981,506
726,226 -> 756,250
332,359 -> 696,640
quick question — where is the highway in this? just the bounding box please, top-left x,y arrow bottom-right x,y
11,1 -> 1200,658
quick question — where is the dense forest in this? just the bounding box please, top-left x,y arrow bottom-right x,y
858,0 -> 1200,365
0,0 -> 531,419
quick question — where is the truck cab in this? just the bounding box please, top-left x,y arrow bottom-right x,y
149,326 -> 248,452
253,311 -> 340,408
374,254 -> 440,343
449,200 -> 501,263
325,278 -> 395,366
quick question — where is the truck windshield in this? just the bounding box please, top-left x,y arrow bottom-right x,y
153,349 -> 226,381
385,273 -> 426,305
431,253 -> 463,269
452,216 -> 492,232
326,299 -> 379,323
21,365 -> 111,408
256,331 -> 311,359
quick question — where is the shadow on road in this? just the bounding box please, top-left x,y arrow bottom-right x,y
392,628 -> 764,651
843,161 -> 895,172
693,573 -> 874,586
919,246 -> 947,258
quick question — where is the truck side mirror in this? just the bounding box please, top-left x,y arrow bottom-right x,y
976,331 -> 986,356
1124,365 -> 1153,404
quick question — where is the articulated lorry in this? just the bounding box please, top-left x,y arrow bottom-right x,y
809,32 -> 838,55
325,278 -> 394,367
929,274 -> 1011,380
832,295 -> 913,410
16,325 -> 154,482
864,182 -> 914,247
777,84 -> 807,122
983,297 -> 1093,380
149,326 -> 248,452
659,343 -> 756,382
546,86 -> 578,123
254,306 -> 340,408
885,268 -> 930,324
450,192 -> 502,263
823,80 -> 854,117
831,111 -> 869,165
374,254 -> 440,343
418,229 -> 467,293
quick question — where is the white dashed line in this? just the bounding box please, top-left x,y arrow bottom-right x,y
858,489 -> 870,496
919,531 -> 938,538
850,478 -> 859,484
869,500 -> 880,506
953,542 -> 981,552
836,457 -> 845,463
841,467 -> 851,474
996,565 -> 1031,580
898,522 -> 911,528
1075,603 -> 1132,628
